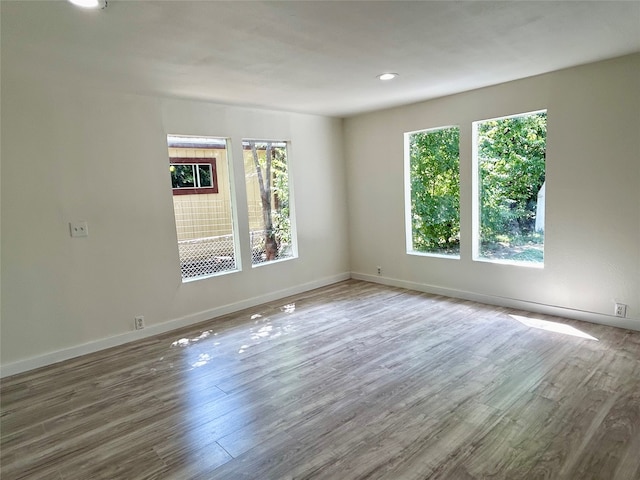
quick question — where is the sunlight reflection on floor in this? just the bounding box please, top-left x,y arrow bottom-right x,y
171,330 -> 213,348
192,353 -> 212,367
169,305 -> 299,367
510,314 -> 598,341
281,303 -> 296,313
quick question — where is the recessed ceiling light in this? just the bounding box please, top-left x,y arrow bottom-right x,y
377,73 -> 398,81
68,0 -> 107,9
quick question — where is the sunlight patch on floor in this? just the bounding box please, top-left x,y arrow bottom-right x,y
171,330 -> 213,347
192,353 -> 212,367
510,314 -> 598,341
280,303 -> 296,313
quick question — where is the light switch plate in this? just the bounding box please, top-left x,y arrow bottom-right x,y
70,221 -> 89,237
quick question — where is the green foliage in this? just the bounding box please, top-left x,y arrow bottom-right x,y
477,112 -> 546,248
409,127 -> 460,254
197,165 -> 212,187
170,164 -> 195,188
408,112 -> 546,262
479,232 -> 544,262
170,164 -> 213,189
271,146 -> 291,246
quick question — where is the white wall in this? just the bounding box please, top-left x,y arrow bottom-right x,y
345,54 -> 640,329
0,79 -> 349,374
3,54 -> 638,376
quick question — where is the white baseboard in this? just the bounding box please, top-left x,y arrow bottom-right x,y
351,272 -> 640,332
0,272 -> 351,378
3,270 -> 636,378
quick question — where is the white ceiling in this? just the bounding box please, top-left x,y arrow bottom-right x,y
2,1 -> 639,117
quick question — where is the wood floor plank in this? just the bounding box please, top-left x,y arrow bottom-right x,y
1,279 -> 639,479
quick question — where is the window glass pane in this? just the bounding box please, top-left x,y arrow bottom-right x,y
198,164 -> 213,187
243,140 -> 295,266
167,136 -> 238,280
406,126 -> 460,256
171,164 -> 195,188
475,111 -> 546,265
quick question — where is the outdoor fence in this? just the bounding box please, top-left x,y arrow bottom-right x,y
178,230 -> 284,279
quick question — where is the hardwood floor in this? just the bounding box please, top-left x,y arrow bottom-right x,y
1,280 -> 639,479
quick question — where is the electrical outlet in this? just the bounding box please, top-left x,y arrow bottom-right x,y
614,303 -> 627,318
376,266 -> 382,275
69,221 -> 89,237
134,315 -> 145,330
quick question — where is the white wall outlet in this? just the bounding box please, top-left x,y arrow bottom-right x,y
69,221 -> 89,237
134,315 -> 145,330
614,303 -> 627,318
376,266 -> 382,275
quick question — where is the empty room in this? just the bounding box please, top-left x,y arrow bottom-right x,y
1,1 -> 639,479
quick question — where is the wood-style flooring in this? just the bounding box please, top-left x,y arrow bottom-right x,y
1,280 -> 639,479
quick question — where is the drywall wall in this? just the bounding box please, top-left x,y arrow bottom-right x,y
345,54 -> 640,328
2,52 -> 638,375
0,79 -> 349,373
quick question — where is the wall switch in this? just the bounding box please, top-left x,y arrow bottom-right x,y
69,221 -> 89,237
614,303 -> 627,318
134,316 -> 145,330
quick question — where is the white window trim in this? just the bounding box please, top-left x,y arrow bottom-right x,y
404,125 -> 461,259
471,109 -> 547,268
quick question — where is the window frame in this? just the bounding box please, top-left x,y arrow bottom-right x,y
404,125 -> 461,259
169,157 -> 219,196
166,135 -> 240,281
472,109 -> 547,267
242,138 -> 297,267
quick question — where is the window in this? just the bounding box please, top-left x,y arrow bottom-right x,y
169,158 -> 218,195
167,135 -> 239,280
473,110 -> 547,265
405,126 -> 460,257
243,139 -> 296,266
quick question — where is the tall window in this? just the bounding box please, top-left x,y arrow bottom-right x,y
167,135 -> 239,280
473,110 -> 547,265
405,126 -> 460,256
243,140 -> 296,266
